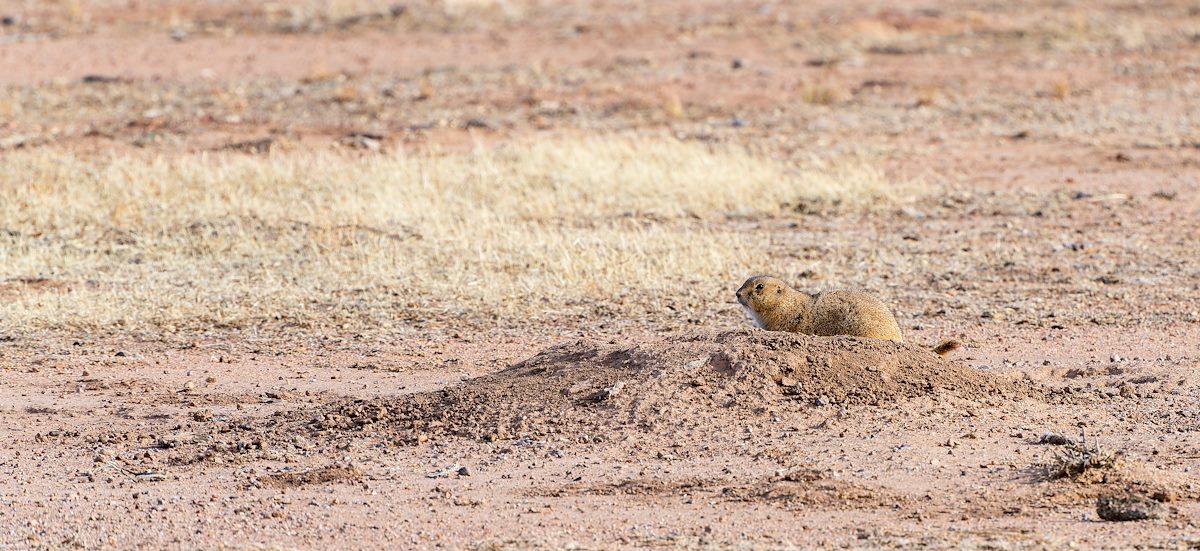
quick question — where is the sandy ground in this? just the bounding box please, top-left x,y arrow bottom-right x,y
4,325 -> 1200,549
4,0 -> 1200,549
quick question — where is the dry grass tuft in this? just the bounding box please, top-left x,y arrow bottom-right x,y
1049,80 -> 1072,100
0,137 -> 915,342
914,85 -> 944,108
662,93 -> 686,120
800,82 -> 845,106
1042,433 -> 1123,481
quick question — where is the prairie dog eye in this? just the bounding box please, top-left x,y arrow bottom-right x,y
755,283 -> 764,291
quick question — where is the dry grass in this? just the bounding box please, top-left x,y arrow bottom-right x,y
10,0 -> 528,34
1042,434 -> 1123,481
0,137 -> 914,342
800,82 -> 845,106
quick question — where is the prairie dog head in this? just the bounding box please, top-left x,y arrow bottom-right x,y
735,275 -> 792,327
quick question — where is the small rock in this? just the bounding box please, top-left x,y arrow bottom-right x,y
462,118 -> 494,130
1039,433 -> 1074,445
1096,491 -> 1164,521
592,381 -> 624,402
337,132 -> 383,151
456,466 -> 470,476
135,472 -> 166,483
426,464 -> 464,478
221,137 -> 277,154
82,74 -> 125,84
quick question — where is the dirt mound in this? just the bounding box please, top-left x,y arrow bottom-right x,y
258,465 -> 364,489
307,330 -> 1044,445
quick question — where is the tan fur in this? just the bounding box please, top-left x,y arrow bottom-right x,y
735,275 -> 959,355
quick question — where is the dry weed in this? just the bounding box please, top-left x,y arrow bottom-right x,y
1042,431 -> 1123,481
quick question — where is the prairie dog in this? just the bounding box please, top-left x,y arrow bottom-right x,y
735,275 -> 959,356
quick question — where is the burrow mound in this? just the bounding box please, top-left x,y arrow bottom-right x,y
305,330 -> 1045,444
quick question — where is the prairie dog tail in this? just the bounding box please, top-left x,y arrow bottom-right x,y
931,340 -> 961,356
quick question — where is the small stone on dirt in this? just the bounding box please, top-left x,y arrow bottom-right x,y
1096,491 -> 1164,521
427,464 -> 466,478
1039,433 -> 1074,445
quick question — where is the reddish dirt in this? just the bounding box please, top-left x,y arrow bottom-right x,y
4,325 -> 1200,548
4,0 -> 1200,548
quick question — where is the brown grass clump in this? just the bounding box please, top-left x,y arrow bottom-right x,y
800,82 -> 845,106
0,138 -> 916,342
914,85 -> 943,108
662,93 -> 686,119
1049,80 -> 1072,100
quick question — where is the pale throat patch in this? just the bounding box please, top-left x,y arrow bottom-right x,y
740,303 -> 765,329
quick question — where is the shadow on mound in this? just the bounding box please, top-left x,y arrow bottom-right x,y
312,330 -> 1045,444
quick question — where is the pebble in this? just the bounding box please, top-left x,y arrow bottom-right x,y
1096,492 -> 1164,521
1039,433 -> 1073,445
